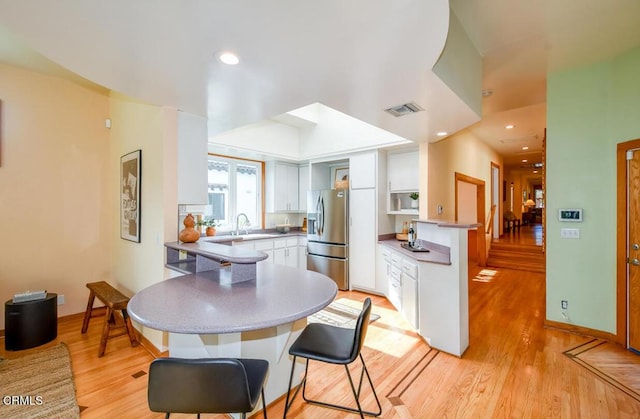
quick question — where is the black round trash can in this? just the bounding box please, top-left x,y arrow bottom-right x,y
5,293 -> 58,351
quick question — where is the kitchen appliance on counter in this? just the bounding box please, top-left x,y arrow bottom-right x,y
306,189 -> 349,290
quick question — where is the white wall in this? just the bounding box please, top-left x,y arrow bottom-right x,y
0,64 -> 111,329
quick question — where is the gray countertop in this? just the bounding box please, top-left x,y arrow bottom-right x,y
165,240 -> 269,264
128,263 -> 337,334
379,239 -> 451,265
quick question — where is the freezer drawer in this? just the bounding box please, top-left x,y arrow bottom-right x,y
307,253 -> 348,291
307,241 -> 348,258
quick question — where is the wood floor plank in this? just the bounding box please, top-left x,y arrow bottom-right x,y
2,260 -> 640,417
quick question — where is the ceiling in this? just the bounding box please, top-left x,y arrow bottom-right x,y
1,1 -> 639,173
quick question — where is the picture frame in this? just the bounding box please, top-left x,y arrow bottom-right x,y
121,149 -> 141,242
334,167 -> 349,189
558,208 -> 582,222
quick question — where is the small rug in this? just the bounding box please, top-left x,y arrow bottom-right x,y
564,338 -> 640,402
309,299 -> 381,328
0,342 -> 79,418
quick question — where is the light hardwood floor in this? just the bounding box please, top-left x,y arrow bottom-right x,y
2,263 -> 640,418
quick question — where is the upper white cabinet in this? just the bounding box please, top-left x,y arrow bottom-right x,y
266,162 -> 300,212
177,111 -> 208,204
349,152 -> 376,189
388,151 -> 418,192
298,165 -> 309,212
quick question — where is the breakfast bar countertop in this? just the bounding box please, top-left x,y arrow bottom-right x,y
128,263 -> 337,334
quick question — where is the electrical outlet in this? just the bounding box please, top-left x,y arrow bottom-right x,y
437,205 -> 443,214
179,250 -> 188,260
561,300 -> 568,310
57,294 -> 65,305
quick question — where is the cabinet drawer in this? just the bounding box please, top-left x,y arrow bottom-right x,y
381,247 -> 391,262
390,266 -> 402,281
298,237 -> 307,246
286,238 -> 298,247
390,251 -> 402,267
402,259 -> 418,279
253,240 -> 274,251
273,238 -> 287,249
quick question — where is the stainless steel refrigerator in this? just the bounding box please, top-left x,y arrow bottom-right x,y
307,189 -> 349,290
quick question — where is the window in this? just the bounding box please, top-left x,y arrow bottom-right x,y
207,155 -> 263,231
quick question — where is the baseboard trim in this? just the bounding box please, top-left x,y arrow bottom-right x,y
544,319 -> 617,342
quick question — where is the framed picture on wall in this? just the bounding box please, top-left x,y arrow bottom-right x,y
121,149 -> 141,242
334,167 -> 349,189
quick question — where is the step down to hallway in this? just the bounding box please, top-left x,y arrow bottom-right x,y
487,242 -> 545,273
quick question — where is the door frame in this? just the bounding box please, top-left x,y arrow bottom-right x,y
454,172 -> 486,266
490,162 -> 501,238
616,138 -> 640,346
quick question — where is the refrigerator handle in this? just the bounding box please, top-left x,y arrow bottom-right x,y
319,196 -> 325,236
314,194 -> 322,235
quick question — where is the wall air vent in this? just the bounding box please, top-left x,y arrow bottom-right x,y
384,102 -> 424,117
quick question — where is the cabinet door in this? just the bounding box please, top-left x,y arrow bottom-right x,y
286,246 -> 298,267
349,188 -> 376,290
273,247 -> 286,265
298,246 -> 307,269
270,163 -> 299,212
401,273 -> 418,329
298,165 -> 309,212
388,151 -> 418,191
349,152 -> 376,189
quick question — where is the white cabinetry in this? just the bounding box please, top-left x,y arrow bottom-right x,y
298,237 -> 307,269
298,165 -> 309,212
349,152 -> 376,189
266,162 -> 299,212
401,259 -> 419,329
378,244 -> 419,330
387,150 -> 419,214
273,238 -> 299,267
388,151 -> 418,192
234,236 -> 303,268
349,188 -> 376,290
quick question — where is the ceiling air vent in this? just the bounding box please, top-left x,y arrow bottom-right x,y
384,102 -> 424,117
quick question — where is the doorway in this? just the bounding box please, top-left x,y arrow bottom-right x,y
455,172 -> 486,266
616,139 -> 640,350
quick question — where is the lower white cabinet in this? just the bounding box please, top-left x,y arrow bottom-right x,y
234,236 -> 303,268
378,244 -> 419,330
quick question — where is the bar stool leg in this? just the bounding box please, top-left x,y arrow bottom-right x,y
81,291 -> 96,334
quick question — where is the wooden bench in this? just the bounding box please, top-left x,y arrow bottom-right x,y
81,281 -> 138,357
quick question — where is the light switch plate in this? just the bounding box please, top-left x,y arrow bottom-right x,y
561,228 -> 580,239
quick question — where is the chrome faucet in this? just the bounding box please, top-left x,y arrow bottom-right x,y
236,213 -> 250,235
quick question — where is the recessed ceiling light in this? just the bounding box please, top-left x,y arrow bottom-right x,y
522,146 -> 529,151
505,124 -> 515,129
436,131 -> 448,137
533,170 -> 538,173
218,51 -> 240,65
522,159 -> 528,163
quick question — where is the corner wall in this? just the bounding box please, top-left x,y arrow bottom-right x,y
427,130 -> 502,223
108,96 -> 178,350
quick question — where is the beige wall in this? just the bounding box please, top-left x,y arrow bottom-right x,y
427,129 -> 503,225
108,97 -> 178,350
0,64 -> 111,328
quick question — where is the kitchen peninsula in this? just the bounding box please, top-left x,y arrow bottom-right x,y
128,240 -> 337,406
379,219 -> 478,357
